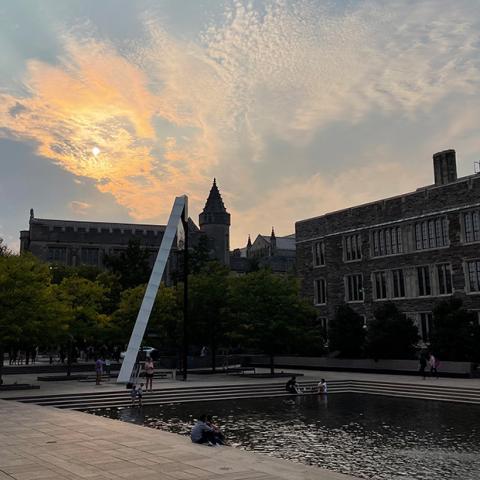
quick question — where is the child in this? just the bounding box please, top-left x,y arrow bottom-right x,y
130,384 -> 137,406
136,383 -> 144,406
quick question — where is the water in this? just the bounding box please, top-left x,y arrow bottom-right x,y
88,394 -> 480,480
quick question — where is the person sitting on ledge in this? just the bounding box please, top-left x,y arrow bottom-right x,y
285,375 -> 299,393
191,414 -> 218,445
206,415 -> 225,445
318,378 -> 328,394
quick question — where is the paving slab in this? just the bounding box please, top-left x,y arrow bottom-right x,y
0,399 -> 357,480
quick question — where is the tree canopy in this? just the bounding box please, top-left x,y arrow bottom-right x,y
328,304 -> 366,358
366,302 -> 419,360
430,297 -> 478,361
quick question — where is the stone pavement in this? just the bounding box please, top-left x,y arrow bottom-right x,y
1,367 -> 479,399
0,399 -> 356,480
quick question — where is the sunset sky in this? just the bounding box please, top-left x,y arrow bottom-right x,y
1,0 -> 480,250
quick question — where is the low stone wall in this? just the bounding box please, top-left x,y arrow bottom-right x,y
248,355 -> 473,377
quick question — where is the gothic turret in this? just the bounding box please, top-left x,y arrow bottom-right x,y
270,227 -> 276,255
199,179 -> 231,265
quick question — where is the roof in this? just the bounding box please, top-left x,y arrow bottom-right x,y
201,178 -> 228,214
257,234 -> 296,251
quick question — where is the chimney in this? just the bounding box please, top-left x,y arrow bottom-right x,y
433,149 -> 457,185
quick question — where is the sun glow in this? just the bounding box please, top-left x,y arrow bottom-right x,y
92,146 -> 100,157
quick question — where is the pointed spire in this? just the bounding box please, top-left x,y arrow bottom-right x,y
202,178 -> 227,213
270,227 -> 276,255
247,235 -> 252,248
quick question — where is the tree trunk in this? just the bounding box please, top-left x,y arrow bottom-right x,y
0,344 -> 4,385
211,335 -> 216,373
269,353 -> 275,376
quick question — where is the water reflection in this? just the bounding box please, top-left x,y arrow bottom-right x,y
88,394 -> 480,480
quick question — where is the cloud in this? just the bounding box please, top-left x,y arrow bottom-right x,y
0,0 -> 480,247
69,200 -> 92,215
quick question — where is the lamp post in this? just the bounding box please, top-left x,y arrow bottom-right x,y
181,212 -> 189,381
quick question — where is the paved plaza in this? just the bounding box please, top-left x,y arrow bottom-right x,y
0,398 -> 356,480
2,368 -> 480,479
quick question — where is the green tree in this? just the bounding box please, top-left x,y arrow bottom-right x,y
430,297 -> 477,361
0,254 -> 67,382
110,283 -> 181,353
54,276 -> 108,374
189,235 -> 211,274
366,302 -> 419,360
0,238 -> 11,257
104,239 -> 151,289
189,262 -> 230,371
229,270 -> 316,375
328,304 -> 366,358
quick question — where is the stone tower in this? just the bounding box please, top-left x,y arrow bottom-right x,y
199,179 -> 231,265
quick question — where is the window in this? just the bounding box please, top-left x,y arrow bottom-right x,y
47,247 -> 66,262
414,218 -> 448,250
466,260 -> 480,292
314,279 -> 327,305
344,234 -> 362,261
463,210 -> 480,243
392,269 -> 406,298
81,248 -> 99,266
345,274 -> 363,302
437,264 -> 453,295
317,317 -> 328,334
372,227 -> 403,257
417,266 -> 431,296
373,271 -> 388,299
419,312 -> 433,343
313,241 -> 325,266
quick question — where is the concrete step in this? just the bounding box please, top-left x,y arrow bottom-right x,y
24,384 -> 350,408
350,387 -> 480,405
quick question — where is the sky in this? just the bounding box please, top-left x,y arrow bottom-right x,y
1,0 -> 480,250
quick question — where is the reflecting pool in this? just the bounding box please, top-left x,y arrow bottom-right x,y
88,394 -> 480,480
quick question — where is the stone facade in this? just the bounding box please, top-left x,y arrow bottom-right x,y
296,150 -> 480,341
230,229 -> 296,274
20,180 -> 230,278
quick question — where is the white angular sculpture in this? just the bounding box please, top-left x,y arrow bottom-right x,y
117,195 -> 188,384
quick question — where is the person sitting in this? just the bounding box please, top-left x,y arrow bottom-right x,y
191,414 -> 217,445
285,376 -> 298,393
318,378 -> 328,394
206,415 -> 225,445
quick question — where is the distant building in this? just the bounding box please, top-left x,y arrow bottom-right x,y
296,149 -> 480,341
20,179 -> 231,278
230,229 -> 296,274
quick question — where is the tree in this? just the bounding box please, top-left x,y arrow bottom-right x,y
366,302 -> 419,360
110,283 -> 181,353
0,238 -> 11,257
104,239 -> 151,289
189,235 -> 211,274
188,262 -> 230,371
430,297 -> 477,361
229,270 -> 316,375
0,253 -> 67,383
328,304 -> 366,358
54,276 -> 108,374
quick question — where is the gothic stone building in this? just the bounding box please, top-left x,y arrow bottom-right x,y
296,150 -> 480,342
230,229 -> 296,274
20,180 -> 231,278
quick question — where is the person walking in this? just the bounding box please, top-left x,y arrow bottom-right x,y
428,353 -> 438,378
419,352 -> 427,380
136,383 -> 144,406
130,384 -> 137,406
145,357 -> 155,392
95,357 -> 104,385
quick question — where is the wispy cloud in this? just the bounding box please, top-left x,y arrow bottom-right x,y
69,200 -> 92,215
0,0 -> 479,245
